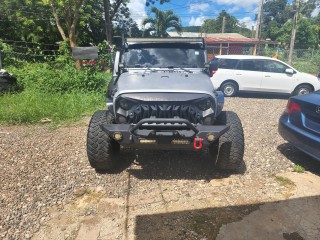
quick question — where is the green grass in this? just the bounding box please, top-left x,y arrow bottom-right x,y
293,164 -> 305,173
0,91 -> 105,125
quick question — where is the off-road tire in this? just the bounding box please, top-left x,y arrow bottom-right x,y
221,82 -> 238,97
209,111 -> 244,172
293,84 -> 312,96
87,110 -> 120,170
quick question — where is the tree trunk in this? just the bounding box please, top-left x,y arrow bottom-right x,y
50,1 -> 67,41
104,0 -> 113,44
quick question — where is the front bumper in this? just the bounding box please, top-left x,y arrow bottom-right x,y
278,115 -> 320,161
102,118 -> 229,150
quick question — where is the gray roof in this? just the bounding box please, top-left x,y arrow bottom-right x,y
168,32 -> 247,38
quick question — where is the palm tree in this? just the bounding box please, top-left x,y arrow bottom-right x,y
143,7 -> 182,37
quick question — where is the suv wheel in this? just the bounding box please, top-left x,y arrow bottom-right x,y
221,82 -> 237,97
293,84 -> 312,96
87,110 -> 120,171
209,111 -> 245,172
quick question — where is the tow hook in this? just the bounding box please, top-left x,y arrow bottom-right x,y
193,137 -> 203,150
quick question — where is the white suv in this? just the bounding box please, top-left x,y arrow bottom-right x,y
210,55 -> 320,97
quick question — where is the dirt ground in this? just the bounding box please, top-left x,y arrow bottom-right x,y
1,95 -> 320,240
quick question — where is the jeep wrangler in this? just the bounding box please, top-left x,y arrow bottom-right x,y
87,38 -> 244,172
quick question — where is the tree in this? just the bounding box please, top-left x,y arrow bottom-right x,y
42,0 -> 85,48
201,19 -> 215,33
261,0 -> 293,39
200,11 -> 240,34
0,0 -> 60,44
214,10 -> 239,33
143,7 -> 182,37
146,0 -> 170,7
295,18 -> 318,49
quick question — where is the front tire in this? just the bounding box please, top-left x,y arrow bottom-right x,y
87,110 -> 120,171
209,111 -> 245,172
221,82 -> 238,97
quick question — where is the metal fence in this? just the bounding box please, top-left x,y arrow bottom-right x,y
207,45 -> 320,72
1,45 -> 319,72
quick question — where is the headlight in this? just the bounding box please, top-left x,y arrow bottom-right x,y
118,97 -> 134,110
197,98 -> 212,111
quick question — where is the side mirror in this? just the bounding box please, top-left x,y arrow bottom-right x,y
113,36 -> 123,49
285,68 -> 294,74
208,60 -> 218,77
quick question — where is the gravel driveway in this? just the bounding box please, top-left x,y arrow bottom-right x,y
1,94 -> 320,239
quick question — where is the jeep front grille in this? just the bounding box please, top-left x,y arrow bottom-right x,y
128,104 -> 200,124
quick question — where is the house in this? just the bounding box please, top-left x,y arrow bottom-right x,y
168,32 -> 277,59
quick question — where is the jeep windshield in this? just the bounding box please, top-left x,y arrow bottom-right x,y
122,44 -> 206,69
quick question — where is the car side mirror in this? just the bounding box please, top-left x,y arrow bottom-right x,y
285,68 -> 294,74
208,61 -> 219,77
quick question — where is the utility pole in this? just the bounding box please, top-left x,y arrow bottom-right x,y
288,0 -> 300,65
103,0 -> 112,44
254,0 -> 263,55
222,16 -> 226,33
220,16 -> 226,55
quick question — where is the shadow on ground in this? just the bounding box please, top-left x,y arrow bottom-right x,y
134,195 -> 320,240
126,150 -> 246,180
278,143 -> 320,176
235,92 -> 289,99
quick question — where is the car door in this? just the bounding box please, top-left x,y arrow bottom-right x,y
260,60 -> 295,93
233,59 -> 263,91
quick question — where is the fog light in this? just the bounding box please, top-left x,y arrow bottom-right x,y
139,139 -> 156,144
114,133 -> 123,141
207,133 -> 215,142
172,139 -> 191,144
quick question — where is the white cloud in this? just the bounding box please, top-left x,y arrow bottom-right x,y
239,16 -> 255,29
189,16 -> 207,26
227,6 -> 240,14
128,0 -> 147,28
189,3 -> 210,13
311,7 -> 320,18
212,0 -> 257,10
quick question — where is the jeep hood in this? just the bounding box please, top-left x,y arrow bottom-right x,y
115,71 -> 214,97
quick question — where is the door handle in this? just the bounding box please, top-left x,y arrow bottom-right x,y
265,75 -> 271,77
235,73 -> 242,75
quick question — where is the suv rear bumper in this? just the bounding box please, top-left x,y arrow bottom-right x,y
101,118 -> 229,150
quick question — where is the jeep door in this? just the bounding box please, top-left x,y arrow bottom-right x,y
260,59 -> 295,93
234,59 -> 263,91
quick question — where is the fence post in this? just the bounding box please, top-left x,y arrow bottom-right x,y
0,52 -> 2,69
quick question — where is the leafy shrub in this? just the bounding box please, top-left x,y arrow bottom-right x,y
7,62 -> 109,93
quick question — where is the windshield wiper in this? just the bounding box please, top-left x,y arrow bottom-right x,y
166,66 -> 193,73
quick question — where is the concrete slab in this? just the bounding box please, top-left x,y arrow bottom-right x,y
216,172 -> 320,240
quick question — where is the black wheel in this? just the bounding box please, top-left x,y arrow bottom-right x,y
221,82 -> 238,97
209,111 -> 245,172
293,84 -> 312,96
87,110 -> 120,171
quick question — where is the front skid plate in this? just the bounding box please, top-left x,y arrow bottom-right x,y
101,120 -> 229,149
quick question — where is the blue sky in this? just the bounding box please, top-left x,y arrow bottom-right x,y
127,0 -> 259,30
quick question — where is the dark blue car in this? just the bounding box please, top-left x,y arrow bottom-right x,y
279,90 -> 320,161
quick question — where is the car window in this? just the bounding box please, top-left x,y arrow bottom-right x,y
236,60 -> 262,71
262,60 -> 289,73
122,48 -> 206,68
216,58 -> 238,69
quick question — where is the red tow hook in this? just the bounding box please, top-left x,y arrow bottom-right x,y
193,137 -> 203,150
